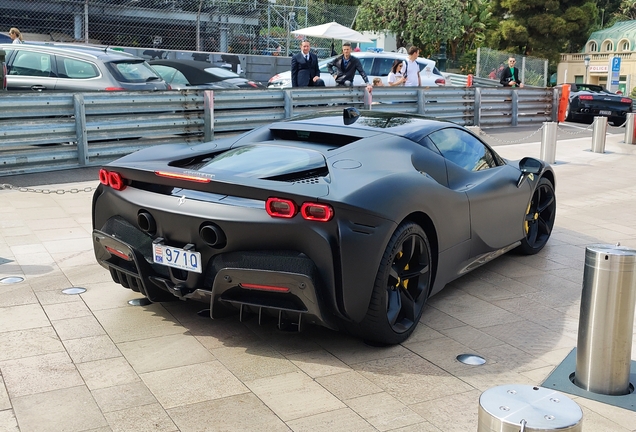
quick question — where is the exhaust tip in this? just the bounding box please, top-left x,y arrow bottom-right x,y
200,224 -> 226,248
137,211 -> 156,234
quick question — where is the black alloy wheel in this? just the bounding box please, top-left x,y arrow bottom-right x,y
356,222 -> 432,345
518,177 -> 556,255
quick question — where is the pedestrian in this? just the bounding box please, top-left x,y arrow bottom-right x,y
402,46 -> 421,87
291,39 -> 325,87
387,59 -> 407,86
9,27 -> 23,44
327,42 -> 372,92
372,77 -> 383,86
500,57 -> 524,88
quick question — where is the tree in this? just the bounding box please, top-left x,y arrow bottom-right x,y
356,0 -> 463,53
488,0 -> 598,62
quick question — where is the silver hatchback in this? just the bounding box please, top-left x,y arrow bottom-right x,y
0,43 -> 168,92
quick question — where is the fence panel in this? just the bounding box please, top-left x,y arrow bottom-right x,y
0,87 -> 554,176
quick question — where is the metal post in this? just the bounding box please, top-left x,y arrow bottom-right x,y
520,56 -> 526,85
417,89 -> 425,115
283,89 -> 293,119
575,244 -> 636,395
364,88 -> 372,110
591,116 -> 607,153
478,384 -> 582,432
624,112 -> 636,144
540,122 -> 557,164
473,87 -> 481,126
511,91 -> 518,127
475,47 -> 480,78
203,90 -> 214,142
73,94 -> 88,165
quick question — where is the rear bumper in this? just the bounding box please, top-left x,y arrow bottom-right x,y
93,226 -> 337,330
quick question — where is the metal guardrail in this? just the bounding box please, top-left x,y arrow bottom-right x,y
0,87 -> 555,176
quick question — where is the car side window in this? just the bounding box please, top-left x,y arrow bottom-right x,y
427,128 -> 499,171
57,57 -> 99,79
374,58 -> 395,77
152,65 -> 189,85
357,57 -> 373,75
10,51 -> 53,77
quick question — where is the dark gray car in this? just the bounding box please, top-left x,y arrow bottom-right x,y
0,43 -> 168,92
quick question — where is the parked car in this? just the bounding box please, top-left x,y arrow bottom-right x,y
565,83 -> 633,126
0,47 -> 6,91
0,34 -> 12,44
92,108 -> 556,345
149,59 -> 264,89
268,51 -> 446,88
0,42 -> 168,91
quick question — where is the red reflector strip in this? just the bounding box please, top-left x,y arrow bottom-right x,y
155,171 -> 211,183
621,98 -> 633,104
105,246 -> 131,261
579,95 -> 593,100
104,87 -> 125,91
240,283 -> 290,293
301,202 -> 334,222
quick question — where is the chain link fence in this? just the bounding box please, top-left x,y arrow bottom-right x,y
0,0 -> 357,58
476,47 -> 548,88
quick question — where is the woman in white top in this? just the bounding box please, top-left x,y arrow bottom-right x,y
9,27 -> 23,44
387,60 -> 406,86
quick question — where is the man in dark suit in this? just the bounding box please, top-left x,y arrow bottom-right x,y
500,57 -> 524,88
291,40 -> 325,87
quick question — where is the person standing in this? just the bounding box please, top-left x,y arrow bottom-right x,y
388,59 -> 407,86
9,27 -> 23,44
500,57 -> 524,88
327,42 -> 372,92
402,46 -> 421,87
291,40 -> 325,87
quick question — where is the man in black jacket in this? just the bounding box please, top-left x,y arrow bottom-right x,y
327,42 -> 373,92
500,57 -> 524,88
291,40 -> 325,87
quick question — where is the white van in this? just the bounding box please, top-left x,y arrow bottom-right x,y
268,51 -> 446,88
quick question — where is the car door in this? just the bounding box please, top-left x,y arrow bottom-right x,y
7,49 -> 57,91
428,127 -> 529,252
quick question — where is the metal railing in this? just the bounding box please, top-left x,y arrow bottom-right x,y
0,86 -> 555,176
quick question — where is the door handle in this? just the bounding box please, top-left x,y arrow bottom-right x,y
30,85 -> 46,91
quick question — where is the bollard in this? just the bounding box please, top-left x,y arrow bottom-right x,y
540,122 -> 557,164
575,244 -> 636,395
478,385 -> 582,432
625,112 -> 636,144
591,116 -> 607,153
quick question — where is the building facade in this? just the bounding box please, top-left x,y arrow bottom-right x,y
557,20 -> 636,94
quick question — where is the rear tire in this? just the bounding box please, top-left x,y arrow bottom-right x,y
352,222 -> 432,345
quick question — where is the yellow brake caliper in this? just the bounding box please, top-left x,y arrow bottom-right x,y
394,251 -> 409,289
524,201 -> 539,235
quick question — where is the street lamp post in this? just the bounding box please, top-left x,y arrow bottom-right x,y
584,56 -> 590,83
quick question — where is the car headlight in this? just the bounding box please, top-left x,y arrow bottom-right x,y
267,79 -> 291,88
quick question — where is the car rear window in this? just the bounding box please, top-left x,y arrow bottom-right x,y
177,144 -> 327,179
105,60 -> 161,83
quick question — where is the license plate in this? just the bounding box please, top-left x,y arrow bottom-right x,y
153,244 -> 202,273
599,110 -> 612,115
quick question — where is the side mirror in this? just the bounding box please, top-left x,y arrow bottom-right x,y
343,107 -> 361,125
516,157 -> 544,188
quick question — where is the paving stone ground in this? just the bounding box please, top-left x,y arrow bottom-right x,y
1,130 -> 636,431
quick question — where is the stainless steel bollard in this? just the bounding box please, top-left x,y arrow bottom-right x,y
591,116 -> 607,153
540,122 -> 557,164
478,385 -> 582,432
625,112 -> 636,144
575,244 -> 636,395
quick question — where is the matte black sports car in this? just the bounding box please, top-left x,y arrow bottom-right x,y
149,59 -> 264,89
565,83 -> 632,125
92,109 -> 556,344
